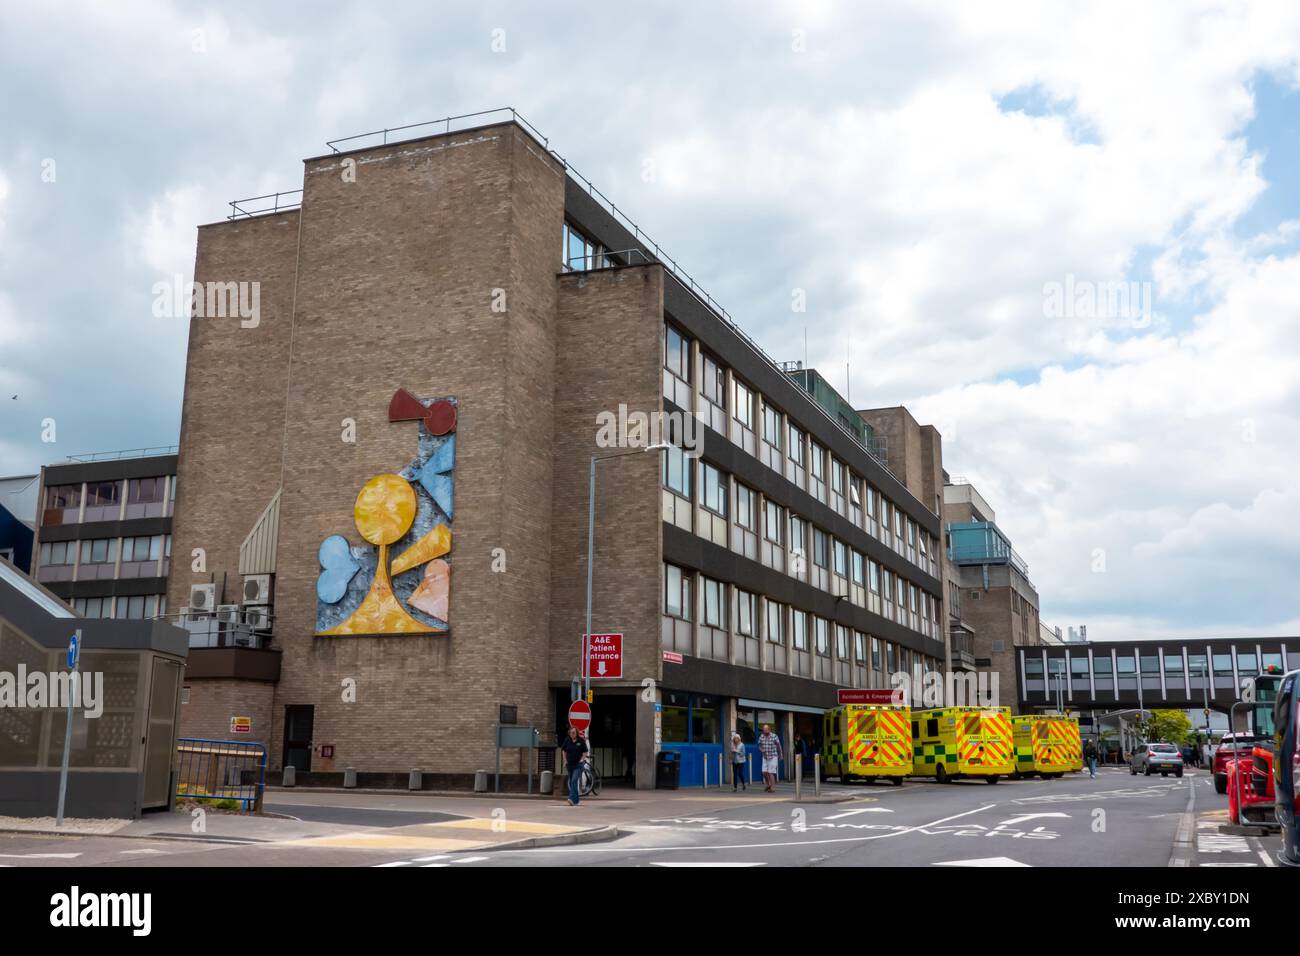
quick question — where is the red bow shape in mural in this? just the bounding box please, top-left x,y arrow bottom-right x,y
388,387 -> 457,435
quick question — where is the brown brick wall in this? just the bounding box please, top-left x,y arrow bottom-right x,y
549,265 -> 665,686
179,678 -> 276,746
169,211 -> 300,613
176,124 -> 568,774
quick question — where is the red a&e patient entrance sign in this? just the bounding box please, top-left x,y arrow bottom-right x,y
584,633 -> 623,679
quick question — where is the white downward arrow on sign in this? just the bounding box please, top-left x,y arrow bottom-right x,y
597,661 -> 606,675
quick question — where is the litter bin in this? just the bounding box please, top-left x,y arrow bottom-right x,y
656,750 -> 680,790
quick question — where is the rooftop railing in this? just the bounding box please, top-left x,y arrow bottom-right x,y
64,445 -> 178,463
229,107 -> 893,475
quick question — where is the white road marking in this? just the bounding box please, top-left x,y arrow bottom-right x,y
1259,848 -> 1276,867
823,807 -> 894,820
997,812 -> 1070,827
934,856 -> 1029,867
496,803 -> 1000,854
375,861 -> 413,867
650,861 -> 766,867
0,852 -> 81,859
119,848 -> 167,856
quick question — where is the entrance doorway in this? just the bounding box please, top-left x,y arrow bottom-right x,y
553,690 -> 637,787
283,705 -> 314,772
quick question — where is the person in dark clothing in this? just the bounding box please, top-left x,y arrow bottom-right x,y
559,725 -> 589,806
1083,738 -> 1099,778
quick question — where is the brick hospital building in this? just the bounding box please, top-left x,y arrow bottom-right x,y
172,112 -> 951,788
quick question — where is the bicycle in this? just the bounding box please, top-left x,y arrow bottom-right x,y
577,757 -> 601,797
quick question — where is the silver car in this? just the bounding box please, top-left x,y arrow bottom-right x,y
1130,742 -> 1184,777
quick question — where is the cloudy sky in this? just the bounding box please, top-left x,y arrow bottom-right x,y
1,1 -> 1298,642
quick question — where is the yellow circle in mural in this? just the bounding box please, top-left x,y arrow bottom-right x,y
353,474 -> 417,546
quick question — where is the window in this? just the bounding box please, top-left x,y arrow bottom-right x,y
701,462 -> 727,516
789,517 -> 807,571
762,403 -> 781,449
833,539 -> 848,577
766,601 -> 785,645
764,500 -> 783,544
815,617 -> 830,656
733,380 -> 754,429
562,221 -> 606,271
792,610 -> 808,651
701,577 -> 727,628
810,442 -> 825,480
39,541 -> 75,565
85,480 -> 121,508
662,445 -> 693,497
737,589 -> 757,636
1026,656 -> 1044,677
735,484 -> 756,529
787,424 -> 805,466
664,323 -> 691,382
869,560 -> 880,593
812,528 -> 828,568
45,484 -> 81,510
702,353 -> 726,407
664,564 -> 690,619
78,538 -> 118,564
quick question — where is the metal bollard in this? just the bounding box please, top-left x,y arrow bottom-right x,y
814,754 -> 822,796
408,769 -> 422,791
795,754 -> 803,800
702,752 -> 708,789
282,765 -> 296,788
473,770 -> 488,793
718,752 -> 724,790
540,769 -> 553,793
749,751 -> 755,785
343,767 -> 357,789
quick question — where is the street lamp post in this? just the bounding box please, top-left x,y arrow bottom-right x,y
582,443 -> 669,704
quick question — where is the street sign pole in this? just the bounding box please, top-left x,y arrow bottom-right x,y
582,456 -> 596,704
56,628 -> 81,828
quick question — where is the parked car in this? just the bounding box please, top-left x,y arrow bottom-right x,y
1130,742 -> 1184,777
1212,733 -> 1259,794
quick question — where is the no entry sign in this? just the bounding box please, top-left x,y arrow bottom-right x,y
585,633 -> 623,678
567,700 -> 591,733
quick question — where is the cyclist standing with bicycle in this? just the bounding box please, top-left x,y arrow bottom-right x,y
560,725 -> 589,806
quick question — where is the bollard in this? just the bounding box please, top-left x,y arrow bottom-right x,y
749,751 -> 755,786
702,752 -> 708,789
814,754 -> 822,796
540,769 -> 553,793
718,752 -> 724,790
795,754 -> 802,801
408,769 -> 422,791
343,767 -> 357,789
282,765 -> 296,788
473,769 -> 488,793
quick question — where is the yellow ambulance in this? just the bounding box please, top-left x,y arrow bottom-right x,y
821,704 -> 911,785
1012,714 -> 1078,779
911,706 -> 1014,783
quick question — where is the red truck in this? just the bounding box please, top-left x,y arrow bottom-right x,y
1221,667 -> 1283,827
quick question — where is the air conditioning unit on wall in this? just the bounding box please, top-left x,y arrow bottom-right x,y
242,573 -> 272,605
245,606 -> 271,630
216,604 -> 241,626
189,583 -> 216,611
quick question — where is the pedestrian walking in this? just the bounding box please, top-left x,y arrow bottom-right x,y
1083,737 -> 1099,778
559,724 -> 589,806
731,729 -> 748,791
757,723 -> 783,792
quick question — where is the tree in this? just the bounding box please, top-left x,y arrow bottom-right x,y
1138,709 -> 1193,744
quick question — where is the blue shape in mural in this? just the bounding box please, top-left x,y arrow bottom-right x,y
413,434 -> 455,518
317,534 -> 361,603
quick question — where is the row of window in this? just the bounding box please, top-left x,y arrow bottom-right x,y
663,322 -> 938,578
37,534 -> 172,584
663,562 -> 940,684
1027,649 -> 1295,682
664,449 -> 941,640
42,475 -> 176,524
70,593 -> 167,620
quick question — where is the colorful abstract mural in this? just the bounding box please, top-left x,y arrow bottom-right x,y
315,390 -> 457,636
